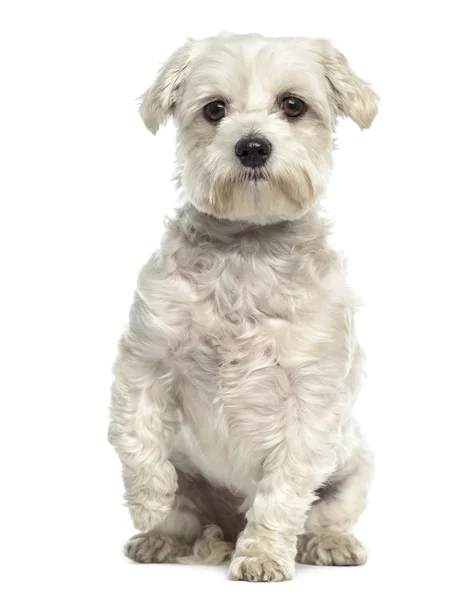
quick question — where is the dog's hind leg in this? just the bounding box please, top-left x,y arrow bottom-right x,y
124,470 -> 243,564
180,524 -> 235,565
124,507 -> 201,563
125,519 -> 235,565
297,442 -> 373,566
109,346 -> 179,534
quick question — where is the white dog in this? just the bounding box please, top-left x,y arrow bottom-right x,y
108,32 -> 378,582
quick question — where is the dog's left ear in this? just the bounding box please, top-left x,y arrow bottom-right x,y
319,41 -> 379,129
139,40 -> 195,135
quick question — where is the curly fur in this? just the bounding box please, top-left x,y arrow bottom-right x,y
109,32 -> 378,581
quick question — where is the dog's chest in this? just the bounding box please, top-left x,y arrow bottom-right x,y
170,238 -> 339,482
175,239 -> 318,375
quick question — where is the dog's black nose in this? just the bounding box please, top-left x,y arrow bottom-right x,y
235,136 -> 272,168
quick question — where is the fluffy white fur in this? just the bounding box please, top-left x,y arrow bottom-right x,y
108,33 -> 378,582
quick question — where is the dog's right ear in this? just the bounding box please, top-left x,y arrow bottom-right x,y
139,41 -> 195,135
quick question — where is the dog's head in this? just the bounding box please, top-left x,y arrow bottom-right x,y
140,33 -> 378,223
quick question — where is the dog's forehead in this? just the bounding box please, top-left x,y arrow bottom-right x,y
186,37 -> 326,110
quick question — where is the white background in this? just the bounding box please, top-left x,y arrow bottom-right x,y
1,1 -> 463,598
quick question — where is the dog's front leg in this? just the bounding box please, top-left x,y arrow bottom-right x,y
109,344 -> 178,533
229,402 -> 339,582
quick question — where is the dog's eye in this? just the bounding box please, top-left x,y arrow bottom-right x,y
281,97 -> 306,118
204,101 -> 226,122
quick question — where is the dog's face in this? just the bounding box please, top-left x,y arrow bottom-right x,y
140,34 -> 378,223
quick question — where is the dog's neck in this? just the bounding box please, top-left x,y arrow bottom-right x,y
175,202 -> 329,247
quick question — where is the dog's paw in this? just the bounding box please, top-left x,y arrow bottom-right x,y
124,533 -> 190,563
297,532 -> 367,566
229,553 -> 294,582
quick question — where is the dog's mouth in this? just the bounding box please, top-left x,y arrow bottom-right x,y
241,168 -> 269,182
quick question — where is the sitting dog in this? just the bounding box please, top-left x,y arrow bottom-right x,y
108,32 -> 378,582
